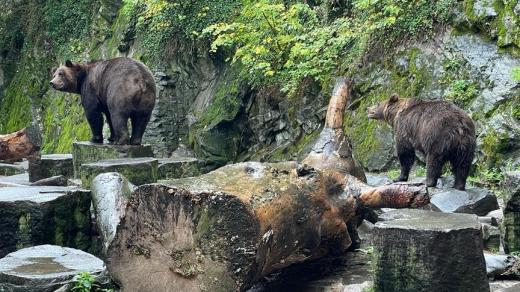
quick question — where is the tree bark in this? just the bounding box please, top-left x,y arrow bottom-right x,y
0,126 -> 41,162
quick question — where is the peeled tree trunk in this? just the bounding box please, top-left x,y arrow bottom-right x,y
0,126 -> 41,162
106,78 -> 429,291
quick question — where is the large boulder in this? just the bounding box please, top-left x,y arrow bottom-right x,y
0,186 -> 92,257
502,171 -> 520,253
80,157 -> 158,189
374,209 -> 489,292
0,245 -> 110,291
484,253 -> 520,280
72,141 -> 154,178
28,154 -> 74,182
91,172 -> 135,254
430,187 -> 499,216
158,157 -> 209,180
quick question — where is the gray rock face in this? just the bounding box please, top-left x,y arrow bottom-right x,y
80,157 -> 158,189
502,171 -> 520,253
373,209 -> 489,292
0,186 -> 92,258
485,253 -> 520,280
28,154 -> 73,183
482,223 -> 501,251
430,187 -> 499,216
0,245 -> 107,292
91,173 -> 135,254
365,173 -> 393,187
158,157 -> 209,180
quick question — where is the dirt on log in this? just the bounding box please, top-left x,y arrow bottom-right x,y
0,126 -> 41,162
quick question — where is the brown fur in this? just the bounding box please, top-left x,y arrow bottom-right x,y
367,94 -> 476,190
50,58 -> 156,145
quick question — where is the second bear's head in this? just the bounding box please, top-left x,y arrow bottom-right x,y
367,93 -> 405,125
50,60 -> 86,94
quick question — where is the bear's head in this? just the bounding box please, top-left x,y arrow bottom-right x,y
49,60 -> 84,94
367,93 -> 403,125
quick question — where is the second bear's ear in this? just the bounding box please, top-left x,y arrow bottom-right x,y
389,93 -> 399,103
65,60 -> 74,67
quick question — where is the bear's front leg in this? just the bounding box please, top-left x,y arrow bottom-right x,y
395,149 -> 415,182
85,109 -> 104,144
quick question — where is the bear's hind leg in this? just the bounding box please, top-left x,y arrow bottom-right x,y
105,112 -> 115,144
86,110 -> 104,144
425,154 -> 444,188
395,149 -> 415,182
111,112 -> 130,145
129,112 -> 151,145
451,155 -> 472,191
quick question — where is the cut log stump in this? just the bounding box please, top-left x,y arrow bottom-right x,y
0,126 -> 41,162
80,157 -> 158,189
373,209 -> 489,292
28,154 -> 74,182
0,245 -> 110,291
0,186 -> 92,257
72,141 -> 154,178
106,162 -> 429,291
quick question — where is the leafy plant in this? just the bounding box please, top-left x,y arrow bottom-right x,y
387,168 -> 400,180
204,0 -> 457,96
414,165 -> 426,177
72,272 -> 113,292
511,67 -> 520,82
445,79 -> 478,106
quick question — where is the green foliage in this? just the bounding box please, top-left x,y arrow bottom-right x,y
468,167 -> 504,189
414,165 -> 426,177
445,79 -> 478,106
387,168 -> 400,180
511,67 -> 520,82
123,0 -> 240,61
72,272 -> 113,292
205,0 -> 456,95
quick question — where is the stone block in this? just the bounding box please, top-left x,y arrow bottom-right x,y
28,154 -> 73,182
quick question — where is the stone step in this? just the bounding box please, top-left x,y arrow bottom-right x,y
28,154 -> 73,182
72,141 -> 154,178
0,163 -> 25,176
0,186 -> 92,258
373,209 -> 489,292
80,157 -> 158,189
429,187 -> 499,216
158,157 -> 209,179
0,245 -> 111,291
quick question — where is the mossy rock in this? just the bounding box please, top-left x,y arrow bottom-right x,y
28,154 -> 74,182
0,186 -> 92,258
72,142 -> 154,178
157,157 -> 211,180
80,157 -> 158,189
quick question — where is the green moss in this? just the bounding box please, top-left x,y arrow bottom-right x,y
268,130 -> 320,162
481,129 -> 510,167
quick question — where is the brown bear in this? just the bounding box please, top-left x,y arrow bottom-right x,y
367,94 -> 476,190
50,57 -> 156,145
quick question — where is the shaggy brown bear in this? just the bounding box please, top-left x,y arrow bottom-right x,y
367,94 -> 476,190
50,57 -> 156,145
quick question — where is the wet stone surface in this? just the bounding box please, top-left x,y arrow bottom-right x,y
0,245 -> 106,292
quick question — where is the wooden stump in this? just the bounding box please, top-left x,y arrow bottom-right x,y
72,142 -> 154,178
106,162 -> 429,291
28,154 -> 74,182
0,126 -> 41,162
372,209 -> 489,292
0,186 -> 92,257
80,157 -> 158,189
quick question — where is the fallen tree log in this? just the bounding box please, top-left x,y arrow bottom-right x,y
106,163 -> 428,291
0,126 -> 41,162
105,77 -> 429,291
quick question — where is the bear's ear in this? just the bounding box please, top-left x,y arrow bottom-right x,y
65,60 -> 74,67
389,93 -> 399,103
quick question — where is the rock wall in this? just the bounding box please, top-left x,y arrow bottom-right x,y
0,0 -> 518,171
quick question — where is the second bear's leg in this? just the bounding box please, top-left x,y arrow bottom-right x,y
425,154 -> 444,188
85,110 -> 103,144
111,113 -> 130,145
129,112 -> 152,145
395,150 -> 415,182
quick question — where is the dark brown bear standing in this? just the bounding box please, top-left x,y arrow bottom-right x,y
50,57 -> 156,145
367,94 -> 476,190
